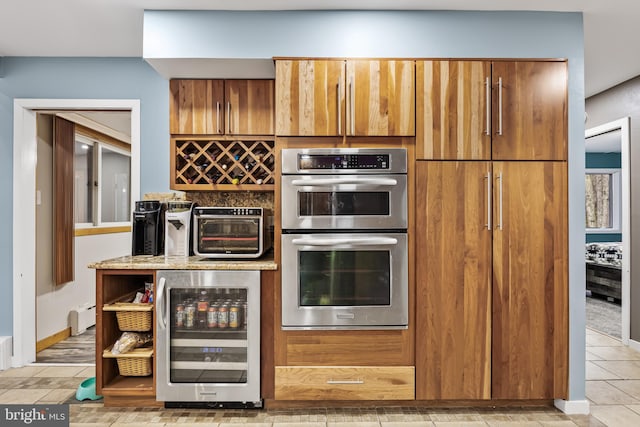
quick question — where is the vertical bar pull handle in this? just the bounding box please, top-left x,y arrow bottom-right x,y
227,102 -> 232,134
497,77 -> 503,136
350,77 -> 355,136
216,102 -> 221,134
485,172 -> 492,230
485,77 -> 490,136
337,80 -> 342,135
497,172 -> 504,230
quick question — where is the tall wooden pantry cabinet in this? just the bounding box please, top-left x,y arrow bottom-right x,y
415,59 -> 568,400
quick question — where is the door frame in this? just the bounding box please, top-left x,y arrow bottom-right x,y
585,116 -> 631,345
12,99 -> 140,367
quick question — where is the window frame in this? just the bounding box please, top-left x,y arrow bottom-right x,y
74,132 -> 132,230
585,167 -> 621,234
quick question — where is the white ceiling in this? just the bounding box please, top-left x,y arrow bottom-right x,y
0,0 -> 638,97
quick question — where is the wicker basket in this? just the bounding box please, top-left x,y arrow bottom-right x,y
103,347 -> 153,377
103,303 -> 153,332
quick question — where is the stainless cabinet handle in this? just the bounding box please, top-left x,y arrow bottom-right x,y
327,379 -> 364,385
227,101 -> 231,133
350,77 -> 355,136
497,172 -> 503,230
497,77 -> 503,136
485,77 -> 490,136
337,80 -> 342,135
216,102 -> 221,134
157,277 -> 166,329
485,172 -> 492,230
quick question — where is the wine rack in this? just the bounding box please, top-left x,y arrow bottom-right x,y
171,137 -> 275,191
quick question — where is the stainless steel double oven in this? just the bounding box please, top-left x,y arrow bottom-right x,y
281,148 -> 408,329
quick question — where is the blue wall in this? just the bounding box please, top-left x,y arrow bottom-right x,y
0,10 -> 585,400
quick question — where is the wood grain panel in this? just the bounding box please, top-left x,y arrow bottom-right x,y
492,161 -> 568,399
54,116 -> 75,285
275,60 -> 345,136
492,61 -> 567,160
417,61 -> 491,160
226,79 -> 275,135
415,161 -> 492,400
347,60 -> 415,136
275,366 -> 414,400
282,331 -> 412,366
169,79 -> 223,135
261,270 -> 275,400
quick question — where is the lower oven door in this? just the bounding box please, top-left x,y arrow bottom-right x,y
281,233 -> 408,329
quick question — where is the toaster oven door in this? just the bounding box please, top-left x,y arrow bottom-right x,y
195,216 -> 262,257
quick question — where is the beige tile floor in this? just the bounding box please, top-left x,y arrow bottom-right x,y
1,328 -> 639,426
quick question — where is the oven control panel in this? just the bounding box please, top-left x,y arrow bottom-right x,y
194,207 -> 263,217
298,154 -> 390,170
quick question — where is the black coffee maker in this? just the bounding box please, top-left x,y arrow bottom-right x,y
132,200 -> 166,256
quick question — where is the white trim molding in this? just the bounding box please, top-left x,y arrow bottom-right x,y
12,98 -> 140,367
555,399 -> 590,415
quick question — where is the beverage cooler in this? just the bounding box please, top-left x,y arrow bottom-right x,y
156,270 -> 261,408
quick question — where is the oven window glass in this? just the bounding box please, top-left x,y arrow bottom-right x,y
299,192 -> 390,216
299,250 -> 391,306
198,219 -> 260,253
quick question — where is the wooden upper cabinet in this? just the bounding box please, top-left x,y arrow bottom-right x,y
276,59 -> 345,136
170,79 -> 223,135
225,79 -> 275,135
492,61 -> 567,160
416,60 -> 491,160
346,60 -> 415,136
170,79 -> 274,136
415,161 -> 492,400
492,161 -> 568,399
275,59 -> 415,137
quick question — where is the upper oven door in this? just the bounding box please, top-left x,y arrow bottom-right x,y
281,174 -> 407,230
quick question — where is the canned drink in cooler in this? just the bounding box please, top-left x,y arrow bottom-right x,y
229,304 -> 240,329
175,303 -> 185,328
207,303 -> 218,328
218,304 -> 229,329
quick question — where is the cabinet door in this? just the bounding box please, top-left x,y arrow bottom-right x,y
347,60 -> 415,136
225,79 -> 275,135
275,59 -> 345,136
169,79 -> 224,135
416,61 -> 491,160
415,161 -> 492,400
492,62 -> 567,160
492,161 -> 568,399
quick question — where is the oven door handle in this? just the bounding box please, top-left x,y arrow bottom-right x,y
291,237 -> 398,247
290,178 -> 398,187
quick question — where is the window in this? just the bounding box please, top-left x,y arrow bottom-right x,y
585,168 -> 621,233
74,133 -> 131,227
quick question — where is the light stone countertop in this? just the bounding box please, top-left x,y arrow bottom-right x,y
88,251 -> 277,271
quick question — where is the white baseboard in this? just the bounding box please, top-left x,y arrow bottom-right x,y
628,338 -> 640,353
555,399 -> 590,414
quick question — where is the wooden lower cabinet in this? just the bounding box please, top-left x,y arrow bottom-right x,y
415,160 -> 568,401
415,161 -> 492,400
275,366 -> 415,400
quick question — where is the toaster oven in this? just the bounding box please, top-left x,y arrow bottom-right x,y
193,207 -> 272,259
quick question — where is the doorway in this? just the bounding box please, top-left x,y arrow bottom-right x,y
12,99 -> 140,367
584,117 -> 631,344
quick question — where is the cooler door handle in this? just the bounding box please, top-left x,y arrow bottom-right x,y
157,277 -> 167,330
